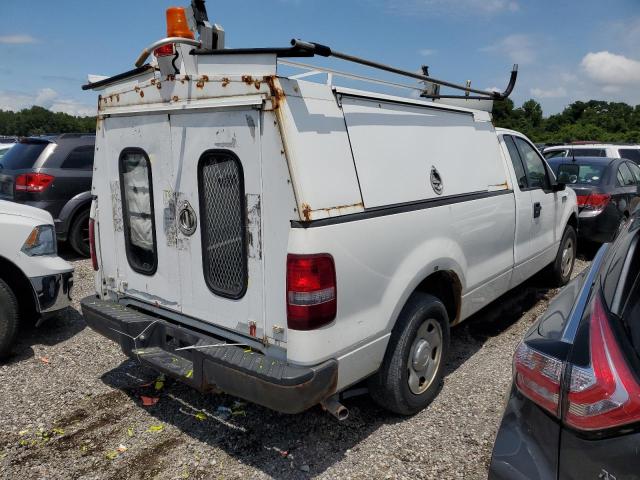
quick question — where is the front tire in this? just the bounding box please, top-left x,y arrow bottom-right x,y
551,225 -> 577,287
0,278 -> 20,358
369,293 -> 450,415
69,209 -> 91,258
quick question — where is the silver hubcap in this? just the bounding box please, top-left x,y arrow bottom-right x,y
408,318 -> 443,395
561,238 -> 574,278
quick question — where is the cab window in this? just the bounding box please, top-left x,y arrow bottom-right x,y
503,135 -> 528,189
515,137 -> 550,190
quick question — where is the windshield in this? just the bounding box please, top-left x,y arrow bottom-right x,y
554,163 -> 606,185
0,141 -> 48,170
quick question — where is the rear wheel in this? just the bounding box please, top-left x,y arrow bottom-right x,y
69,209 -> 90,258
369,293 -> 450,415
0,278 -> 20,358
551,225 -> 577,287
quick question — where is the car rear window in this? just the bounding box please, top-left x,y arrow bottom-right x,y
619,149 -> 640,164
555,163 -> 606,185
544,150 -> 568,159
0,141 -> 48,170
573,148 -> 607,157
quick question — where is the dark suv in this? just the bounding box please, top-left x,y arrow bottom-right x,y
0,134 -> 95,257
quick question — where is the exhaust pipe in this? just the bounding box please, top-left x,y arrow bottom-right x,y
321,396 -> 349,421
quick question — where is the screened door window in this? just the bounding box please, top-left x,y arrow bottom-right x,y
628,162 -> 640,183
618,163 -> 635,187
198,151 -> 247,299
503,135 -> 527,189
62,146 -> 94,170
119,149 -> 157,275
515,137 -> 550,190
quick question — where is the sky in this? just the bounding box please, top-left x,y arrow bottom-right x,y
0,0 -> 639,117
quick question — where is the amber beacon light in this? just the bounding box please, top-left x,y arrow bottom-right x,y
166,7 -> 195,39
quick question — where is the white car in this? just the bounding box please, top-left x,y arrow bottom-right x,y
81,5 -> 578,419
543,144 -> 640,163
0,200 -> 74,356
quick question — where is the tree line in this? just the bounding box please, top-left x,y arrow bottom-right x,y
1,100 -> 639,144
0,106 -> 96,137
492,99 -> 640,144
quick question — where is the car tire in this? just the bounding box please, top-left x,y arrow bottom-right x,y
368,293 -> 450,416
551,225 -> 577,287
69,209 -> 91,258
0,278 -> 20,358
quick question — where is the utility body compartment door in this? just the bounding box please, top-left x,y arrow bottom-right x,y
100,114 -> 181,310
169,109 -> 265,339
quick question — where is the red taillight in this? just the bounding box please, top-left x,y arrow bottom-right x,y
15,173 -> 55,193
286,254 -> 337,330
514,342 -> 564,416
89,218 -> 98,271
565,295 -> 640,431
577,193 -> 611,211
154,43 -> 175,57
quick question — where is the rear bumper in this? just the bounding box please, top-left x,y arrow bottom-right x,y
30,271 -> 73,316
578,209 -> 621,244
81,296 -> 338,414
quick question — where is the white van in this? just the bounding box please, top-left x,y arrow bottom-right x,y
81,6 -> 578,418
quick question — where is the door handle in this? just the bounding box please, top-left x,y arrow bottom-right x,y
533,202 -> 542,218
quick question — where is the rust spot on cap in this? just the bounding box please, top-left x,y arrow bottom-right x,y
172,95 -> 179,102
139,90 -> 144,98
221,77 -> 230,87
264,76 -> 285,110
301,203 -> 312,222
156,82 -> 162,90
167,74 -> 176,82
150,78 -> 156,85
242,75 -> 254,85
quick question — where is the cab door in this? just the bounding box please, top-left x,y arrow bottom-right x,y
513,136 -> 567,264
170,109 -> 264,338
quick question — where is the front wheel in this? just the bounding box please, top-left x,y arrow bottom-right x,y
0,278 -> 20,358
368,293 -> 450,415
551,225 -> 577,287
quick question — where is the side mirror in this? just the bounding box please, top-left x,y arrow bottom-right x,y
552,182 -> 566,192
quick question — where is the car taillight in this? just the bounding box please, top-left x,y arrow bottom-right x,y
89,218 -> 98,271
286,254 -> 337,330
577,193 -> 611,211
15,173 -> 54,193
565,294 -> 640,431
514,342 -> 564,416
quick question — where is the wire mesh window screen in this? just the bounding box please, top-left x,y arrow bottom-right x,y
199,151 -> 247,298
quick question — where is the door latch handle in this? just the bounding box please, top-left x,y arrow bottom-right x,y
533,202 -> 542,218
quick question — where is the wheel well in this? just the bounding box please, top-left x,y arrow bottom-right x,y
567,213 -> 578,232
0,256 -> 37,321
414,270 -> 461,324
69,203 -> 91,231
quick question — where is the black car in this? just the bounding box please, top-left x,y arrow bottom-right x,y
547,156 -> 640,243
0,134 -> 95,257
489,211 -> 640,480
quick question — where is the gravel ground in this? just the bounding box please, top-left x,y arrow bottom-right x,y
0,247 -> 595,480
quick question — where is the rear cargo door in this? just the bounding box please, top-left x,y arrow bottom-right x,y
102,114 -> 181,310
170,110 -> 264,338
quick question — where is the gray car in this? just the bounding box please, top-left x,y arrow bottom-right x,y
0,134 -> 95,257
489,208 -> 640,479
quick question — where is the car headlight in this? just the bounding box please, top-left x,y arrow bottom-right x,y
21,225 -> 57,256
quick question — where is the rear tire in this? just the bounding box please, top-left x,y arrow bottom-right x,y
369,293 -> 450,415
69,209 -> 90,258
551,225 -> 577,287
0,278 -> 20,358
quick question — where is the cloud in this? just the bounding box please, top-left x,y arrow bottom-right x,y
384,0 -> 519,16
0,88 -> 95,116
0,34 -> 37,44
530,86 -> 567,99
481,34 -> 536,65
418,49 -> 436,56
581,51 -> 640,87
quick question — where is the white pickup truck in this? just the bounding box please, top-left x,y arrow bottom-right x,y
81,5 -> 578,419
0,201 -> 74,356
